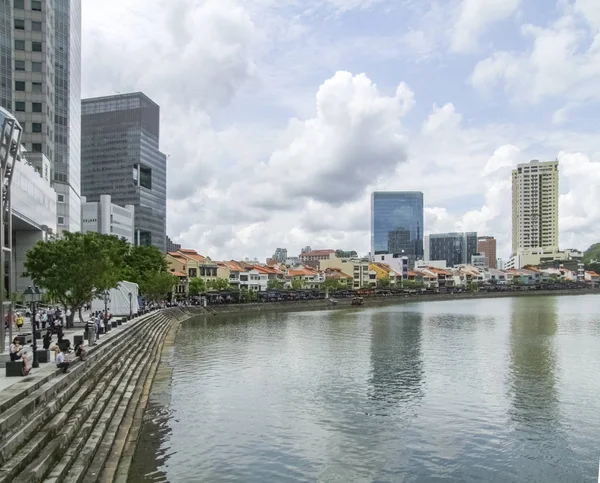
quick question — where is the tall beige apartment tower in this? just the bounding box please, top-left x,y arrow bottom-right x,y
511,160 -> 559,255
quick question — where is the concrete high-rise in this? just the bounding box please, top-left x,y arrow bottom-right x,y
7,0 -> 81,233
512,160 -> 559,255
371,191 -> 423,268
477,236 -> 497,269
81,93 -> 167,252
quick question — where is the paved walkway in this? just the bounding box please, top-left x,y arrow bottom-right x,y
0,314 -> 138,394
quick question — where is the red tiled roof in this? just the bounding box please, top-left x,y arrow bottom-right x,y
173,271 -> 186,277
587,271 -> 599,277
288,269 -> 318,277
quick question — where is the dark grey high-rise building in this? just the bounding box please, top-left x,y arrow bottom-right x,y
426,232 -> 478,267
371,191 -> 424,268
81,93 -> 167,252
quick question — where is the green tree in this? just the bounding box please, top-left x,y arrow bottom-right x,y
378,277 -> 391,288
24,232 -> 128,327
584,243 -> 600,265
267,278 -> 285,290
291,278 -> 305,290
188,277 -> 206,296
207,278 -> 230,291
122,245 -> 167,284
141,271 -> 178,302
321,278 -> 341,292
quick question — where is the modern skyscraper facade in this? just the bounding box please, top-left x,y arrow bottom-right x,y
0,1 -> 12,111
427,232 -> 478,267
477,236 -> 497,269
8,0 -> 81,233
371,191 -> 423,267
54,0 -> 82,233
81,93 -> 167,252
166,235 -> 181,253
272,248 -> 287,262
512,160 -> 559,255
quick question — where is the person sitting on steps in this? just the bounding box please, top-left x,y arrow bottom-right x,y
54,346 -> 70,373
10,337 -> 31,375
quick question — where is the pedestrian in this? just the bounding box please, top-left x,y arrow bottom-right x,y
42,330 -> 52,350
54,346 -> 70,373
41,311 -> 48,329
15,312 -> 23,333
75,341 -> 87,361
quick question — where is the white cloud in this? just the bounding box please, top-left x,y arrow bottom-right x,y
80,0 -> 600,261
451,0 -> 520,53
470,12 -> 600,103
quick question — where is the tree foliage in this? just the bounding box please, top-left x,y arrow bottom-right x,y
584,243 -> 600,267
24,232 -> 128,327
267,278 -> 285,290
321,278 -> 341,292
291,278 -> 305,290
122,245 -> 167,285
188,277 -> 206,296
142,271 -> 178,302
377,277 -> 391,288
207,278 -> 230,291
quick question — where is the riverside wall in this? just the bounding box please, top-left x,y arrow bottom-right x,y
188,288 -> 600,316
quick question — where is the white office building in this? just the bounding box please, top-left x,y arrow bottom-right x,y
81,195 -> 135,244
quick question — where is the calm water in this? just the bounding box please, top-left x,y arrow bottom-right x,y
130,295 -> 600,482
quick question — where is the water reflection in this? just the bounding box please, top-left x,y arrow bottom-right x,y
368,311 -> 424,408
507,297 -> 576,481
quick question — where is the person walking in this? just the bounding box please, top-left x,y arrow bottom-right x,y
15,313 -> 24,333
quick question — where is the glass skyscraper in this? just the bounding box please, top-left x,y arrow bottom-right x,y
427,232 -> 478,267
371,191 -> 424,267
81,93 -> 167,252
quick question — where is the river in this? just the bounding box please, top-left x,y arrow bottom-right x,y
129,294 -> 600,482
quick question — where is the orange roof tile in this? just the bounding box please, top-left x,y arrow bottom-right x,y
300,249 -> 335,257
173,271 -> 186,277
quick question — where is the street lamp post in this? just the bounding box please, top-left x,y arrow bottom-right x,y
128,291 -> 132,319
24,286 -> 41,368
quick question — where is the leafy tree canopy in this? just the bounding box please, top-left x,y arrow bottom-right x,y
321,278 -> 341,291
267,279 -> 285,290
142,271 -> 178,302
207,278 -> 230,291
24,232 -> 128,326
291,278 -> 305,290
189,277 -> 206,296
122,245 -> 168,285
584,243 -> 600,265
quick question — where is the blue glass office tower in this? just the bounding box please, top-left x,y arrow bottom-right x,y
371,191 -> 424,267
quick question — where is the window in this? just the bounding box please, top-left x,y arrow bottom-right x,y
32,122 -> 42,133
31,143 -> 42,153
15,101 -> 25,112
139,165 -> 152,189
32,102 -> 42,112
57,216 -> 64,226
14,0 -> 24,8
15,81 -> 25,91
14,40 -> 25,51
57,194 -> 64,203
14,19 -> 25,30
14,60 -> 25,71
32,61 -> 42,73
32,42 -> 42,52
31,21 -> 42,32
32,82 -> 42,93
31,0 -> 41,11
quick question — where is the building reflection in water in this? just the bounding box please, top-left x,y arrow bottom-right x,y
367,311 -> 424,410
507,297 -> 576,480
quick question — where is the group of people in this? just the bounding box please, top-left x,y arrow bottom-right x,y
5,306 -> 69,334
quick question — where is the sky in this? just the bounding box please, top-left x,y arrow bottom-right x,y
81,0 -> 600,262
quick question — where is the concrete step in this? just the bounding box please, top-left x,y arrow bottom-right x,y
43,320 -> 170,483
0,313 -> 164,467
0,315 -> 168,483
67,322 -> 171,483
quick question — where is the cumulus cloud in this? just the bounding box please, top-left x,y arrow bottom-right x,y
81,0 -> 600,261
470,11 -> 600,103
451,0 -> 520,53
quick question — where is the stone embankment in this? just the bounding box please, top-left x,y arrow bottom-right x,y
0,307 -> 190,483
192,288 -> 599,316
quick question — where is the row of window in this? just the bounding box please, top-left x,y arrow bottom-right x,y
15,100 -> 43,112
15,80 -> 44,93
14,0 -> 42,12
14,40 -> 43,52
15,60 -> 43,73
14,18 -> 42,32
